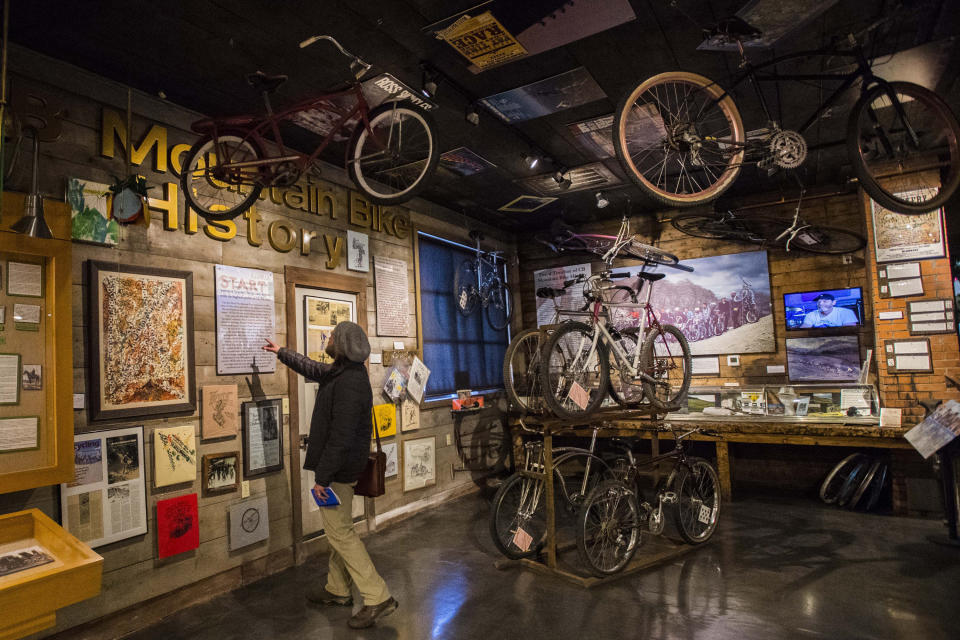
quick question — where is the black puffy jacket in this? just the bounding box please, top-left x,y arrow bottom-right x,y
278,348 -> 373,486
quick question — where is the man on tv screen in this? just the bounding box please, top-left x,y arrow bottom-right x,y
800,293 -> 858,328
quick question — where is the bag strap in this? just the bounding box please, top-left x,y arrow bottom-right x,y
372,408 -> 383,454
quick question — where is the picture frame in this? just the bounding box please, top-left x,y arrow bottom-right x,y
229,496 -> 269,551
87,261 -> 196,421
202,451 -> 240,494
157,493 -> 199,559
347,230 -> 369,272
786,336 -> 861,382
242,398 -> 284,477
201,384 -> 239,440
402,435 -> 436,492
153,425 -> 197,488
871,196 -> 945,263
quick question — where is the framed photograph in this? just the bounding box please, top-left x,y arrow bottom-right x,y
871,195 -> 944,263
201,385 -> 238,440
21,364 -> 41,391
347,230 -> 369,272
87,261 -> 196,421
786,336 -> 861,382
202,452 -> 240,494
242,399 -> 284,477
153,425 -> 197,488
402,435 -> 436,492
157,494 -> 199,559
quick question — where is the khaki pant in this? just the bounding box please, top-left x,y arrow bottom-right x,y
322,481 -> 391,606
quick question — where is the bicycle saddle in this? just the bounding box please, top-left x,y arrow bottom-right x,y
536,287 -> 566,299
636,272 -> 665,282
707,16 -> 762,41
246,71 -> 288,94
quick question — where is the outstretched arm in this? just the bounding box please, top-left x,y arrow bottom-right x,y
263,338 -> 331,382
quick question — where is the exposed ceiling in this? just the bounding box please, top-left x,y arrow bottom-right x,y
8,0 -> 960,232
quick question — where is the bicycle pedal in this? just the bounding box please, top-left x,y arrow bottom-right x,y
661,492 -> 677,504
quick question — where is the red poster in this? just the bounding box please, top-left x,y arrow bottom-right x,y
157,494 -> 199,559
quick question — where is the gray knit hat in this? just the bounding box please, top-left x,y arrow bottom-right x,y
329,321 -> 371,363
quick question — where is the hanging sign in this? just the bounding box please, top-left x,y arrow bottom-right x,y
438,11 -> 527,69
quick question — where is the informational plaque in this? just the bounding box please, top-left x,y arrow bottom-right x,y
374,256 -> 409,337
7,261 -> 42,297
215,265 -> 276,375
0,417 -> 37,451
533,263 -> 591,327
907,298 -> 955,335
0,353 -> 20,405
884,339 -> 933,373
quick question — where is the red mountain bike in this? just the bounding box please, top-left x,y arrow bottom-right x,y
181,35 -> 440,221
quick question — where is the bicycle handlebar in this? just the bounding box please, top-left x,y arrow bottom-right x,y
299,35 -> 372,80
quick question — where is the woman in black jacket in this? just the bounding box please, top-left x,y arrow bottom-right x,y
263,321 -> 397,629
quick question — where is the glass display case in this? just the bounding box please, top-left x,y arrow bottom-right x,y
674,384 -> 881,421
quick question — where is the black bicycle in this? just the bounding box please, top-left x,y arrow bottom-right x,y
613,16 -> 960,214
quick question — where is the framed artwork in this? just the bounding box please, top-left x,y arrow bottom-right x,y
202,452 -> 240,494
87,261 -> 196,421
242,399 -> 283,477
201,385 -> 238,439
382,441 -> 398,478
229,496 -> 269,551
347,230 -> 369,272
402,435 -> 436,492
66,177 -> 120,246
60,426 -> 148,548
153,425 -> 197,488
401,397 -> 420,432
157,494 -> 199,559
871,194 -> 944,263
373,403 -> 397,438
21,364 -> 41,390
786,336 -> 861,382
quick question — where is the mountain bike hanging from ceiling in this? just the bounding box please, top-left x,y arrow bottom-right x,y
454,230 -> 512,331
613,15 -> 960,214
181,35 -> 440,221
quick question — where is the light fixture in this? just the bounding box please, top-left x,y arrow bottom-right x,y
12,130 -> 52,238
553,169 -> 572,190
524,153 -> 540,170
465,104 -> 480,126
595,191 -> 610,208
421,67 -> 438,98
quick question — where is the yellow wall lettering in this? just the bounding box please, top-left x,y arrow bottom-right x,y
323,234 -> 343,269
243,209 -> 263,246
349,192 -> 371,227
101,109 -> 169,173
392,214 -> 410,240
268,220 -> 297,252
169,143 -> 192,177
204,218 -> 237,241
282,182 -> 307,211
147,182 -> 179,230
301,230 -> 314,256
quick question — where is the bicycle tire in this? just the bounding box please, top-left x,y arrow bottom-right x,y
503,328 -> 546,414
540,321 -> 610,420
607,328 -> 645,407
485,279 -> 512,331
787,225 -> 867,255
836,458 -> 871,508
180,132 -> 265,221
348,101 -> 440,205
671,458 -> 721,544
819,453 -> 867,504
848,81 -> 960,214
671,213 -> 738,240
614,72 -> 745,207
861,463 -> 888,512
640,324 -> 692,412
848,458 -> 883,510
621,240 -> 683,268
489,472 -> 546,559
576,479 -> 642,576
453,260 -> 480,316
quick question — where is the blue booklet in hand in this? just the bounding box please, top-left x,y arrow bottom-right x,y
312,486 -> 341,508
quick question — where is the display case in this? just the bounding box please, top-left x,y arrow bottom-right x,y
675,384 -> 881,423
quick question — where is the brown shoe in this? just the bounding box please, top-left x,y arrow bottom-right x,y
347,597 -> 398,628
306,586 -> 352,606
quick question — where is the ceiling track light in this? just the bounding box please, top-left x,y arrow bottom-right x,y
595,191 -> 610,208
553,169 -> 572,190
524,153 -> 541,170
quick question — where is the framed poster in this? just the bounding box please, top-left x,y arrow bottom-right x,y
88,261 -> 196,421
347,230 -> 369,272
66,177 -> 119,246
201,384 -> 238,440
59,426 -> 148,548
229,496 -> 269,550
202,451 -> 240,494
242,399 -> 283,477
786,336 -> 861,382
215,265 -> 276,375
401,397 -> 420,432
402,435 -> 436,492
382,441 -> 398,478
157,494 -> 199,559
871,196 -> 944,263
153,425 -> 197,488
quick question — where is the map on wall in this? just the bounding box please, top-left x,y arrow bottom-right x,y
215,265 -> 276,375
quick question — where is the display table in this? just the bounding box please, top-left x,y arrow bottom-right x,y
0,509 -> 103,640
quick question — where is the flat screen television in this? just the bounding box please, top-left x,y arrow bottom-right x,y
784,287 -> 863,330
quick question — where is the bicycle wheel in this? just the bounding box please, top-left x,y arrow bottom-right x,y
503,328 -> 546,414
607,328 -> 645,407
671,458 -> 721,544
540,322 -> 610,419
576,480 -> 641,576
489,473 -> 546,559
180,132 -> 264,221
454,260 -> 480,316
485,279 -> 512,331
621,240 -> 684,269
848,81 -> 960,214
348,101 -> 440,205
787,225 -> 866,255
614,72 -> 745,207
848,458 -> 883,510
861,462 -> 888,512
837,458 -> 872,508
640,324 -> 692,412
819,453 -> 867,504
671,214 -> 740,241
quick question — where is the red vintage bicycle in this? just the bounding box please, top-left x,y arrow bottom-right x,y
181,35 -> 440,221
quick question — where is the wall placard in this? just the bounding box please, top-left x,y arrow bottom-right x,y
906,298 -> 956,335
215,265 -> 276,375
884,338 -> 933,373
374,256 -> 409,337
690,356 -> 720,376
877,262 -> 924,299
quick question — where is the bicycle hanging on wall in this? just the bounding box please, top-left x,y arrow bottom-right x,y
181,35 -> 440,221
613,16 -> 960,214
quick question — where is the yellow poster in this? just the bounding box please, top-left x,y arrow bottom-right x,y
440,11 -> 527,69
373,403 -> 397,438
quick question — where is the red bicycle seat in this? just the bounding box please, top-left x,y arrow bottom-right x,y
190,115 -> 259,134
246,71 -> 288,94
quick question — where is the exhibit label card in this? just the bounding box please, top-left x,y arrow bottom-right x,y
7,262 -> 42,297
374,256 -> 410,337
215,265 -> 276,375
0,353 -> 19,404
0,417 -> 37,451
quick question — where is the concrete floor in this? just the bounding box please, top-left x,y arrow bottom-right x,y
127,491 -> 960,640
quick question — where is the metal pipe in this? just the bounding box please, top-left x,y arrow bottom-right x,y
0,0 -> 10,212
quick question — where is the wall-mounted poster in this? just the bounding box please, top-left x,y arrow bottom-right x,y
347,231 -> 369,273
157,494 -> 199,559
407,357 -> 431,403
533,263 -> 592,327
201,385 -> 238,440
786,336 -> 861,382
382,441 -> 398,478
202,452 -> 240,494
373,403 -> 397,438
66,177 -> 119,246
437,11 -> 527,69
242,399 -> 283,477
567,114 -> 615,159
611,250 -> 774,355
60,426 -> 148,548
305,296 -> 354,364
215,265 -> 276,375
88,261 -> 196,421
401,397 -> 420,432
153,425 -> 197,488
374,256 -> 409,337
439,147 -> 496,177
403,436 -> 436,492
480,67 -> 606,123
871,193 -> 945,263
229,496 -> 269,551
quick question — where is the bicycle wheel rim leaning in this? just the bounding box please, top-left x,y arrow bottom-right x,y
614,72 -> 745,207
848,81 -> 960,214
576,480 -> 641,576
540,322 -> 610,419
788,225 -> 867,255
819,453 -> 867,504
485,280 -> 512,331
640,324 -> 692,412
348,102 -> 440,205
181,133 -> 264,221
489,473 -> 546,559
671,458 -> 721,544
836,458 -> 871,507
848,459 -> 883,510
608,328 -> 645,407
453,260 -> 480,316
503,328 -> 546,414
